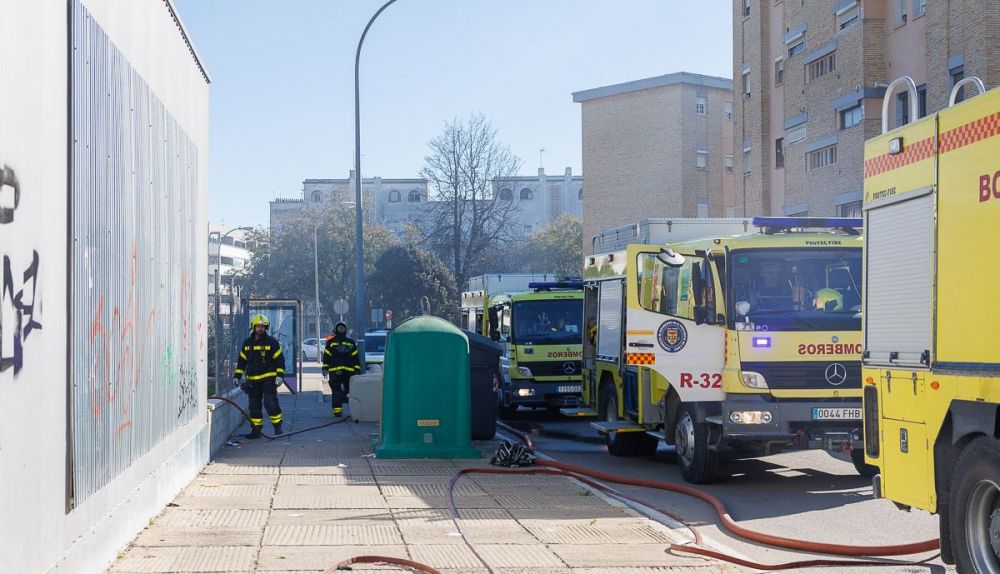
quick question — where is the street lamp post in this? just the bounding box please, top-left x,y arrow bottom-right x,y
313,224 -> 322,361
354,0 -> 400,335
213,225 -> 252,391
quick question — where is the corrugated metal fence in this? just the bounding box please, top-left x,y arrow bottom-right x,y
70,0 -> 201,505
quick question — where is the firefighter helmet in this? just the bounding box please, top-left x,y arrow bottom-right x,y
814,288 -> 843,311
250,314 -> 270,329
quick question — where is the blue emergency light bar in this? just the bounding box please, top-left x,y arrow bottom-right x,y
753,217 -> 863,234
529,280 -> 583,291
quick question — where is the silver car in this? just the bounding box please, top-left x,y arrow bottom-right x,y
301,337 -> 320,361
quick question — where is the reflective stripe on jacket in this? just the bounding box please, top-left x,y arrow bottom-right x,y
234,333 -> 285,380
323,335 -> 360,374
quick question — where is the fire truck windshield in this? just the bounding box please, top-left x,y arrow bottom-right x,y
511,299 -> 583,345
730,248 -> 862,332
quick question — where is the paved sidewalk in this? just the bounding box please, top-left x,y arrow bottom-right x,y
107,374 -> 738,573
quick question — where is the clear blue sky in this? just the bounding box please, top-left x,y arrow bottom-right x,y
173,0 -> 733,227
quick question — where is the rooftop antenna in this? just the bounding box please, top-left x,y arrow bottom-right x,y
539,148 -> 546,170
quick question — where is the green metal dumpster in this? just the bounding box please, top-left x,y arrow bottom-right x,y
375,316 -> 481,459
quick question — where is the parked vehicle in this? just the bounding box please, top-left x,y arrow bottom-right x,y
484,281 -> 584,416
581,217 -> 867,484
362,329 -> 389,369
301,338 -> 320,361
862,75 -> 1000,571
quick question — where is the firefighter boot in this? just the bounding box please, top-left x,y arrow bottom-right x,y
332,406 -> 343,416
273,423 -> 283,436
243,426 -> 262,440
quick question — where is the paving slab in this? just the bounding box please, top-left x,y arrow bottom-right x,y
256,544 -> 409,571
267,509 -> 396,524
152,508 -> 270,528
132,525 -> 262,547
262,523 -> 403,545
384,495 -> 502,509
278,474 -> 377,486
108,546 -> 256,573
548,544 -> 711,568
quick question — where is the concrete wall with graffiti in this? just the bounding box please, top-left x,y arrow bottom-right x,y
0,1 -> 209,572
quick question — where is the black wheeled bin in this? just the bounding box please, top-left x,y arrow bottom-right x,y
464,329 -> 502,440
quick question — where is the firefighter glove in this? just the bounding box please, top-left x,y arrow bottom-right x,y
275,376 -> 284,389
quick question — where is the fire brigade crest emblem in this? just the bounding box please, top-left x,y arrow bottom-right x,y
657,320 -> 688,353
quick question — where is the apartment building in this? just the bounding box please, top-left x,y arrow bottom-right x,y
735,0 -> 1000,218
270,168 -> 582,238
573,72 -> 736,247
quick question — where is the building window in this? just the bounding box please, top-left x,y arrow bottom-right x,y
774,58 -> 784,86
388,190 -> 401,203
743,0 -> 751,18
520,188 -> 533,200
839,201 -> 863,218
895,0 -> 908,25
951,69 -> 966,104
837,3 -> 860,30
523,224 -> 533,233
696,96 -> 707,115
914,0 -> 926,17
742,148 -> 752,175
312,191 -> 323,203
918,85 -> 927,118
787,124 -> 807,144
725,155 -> 734,172
696,150 -> 708,170
742,70 -> 751,99
408,190 -> 422,202
840,104 -> 863,129
788,41 -> 805,58
775,138 -> 785,169
221,256 -> 234,266
498,188 -> 513,201
807,53 -> 836,81
724,102 -> 733,120
896,92 -> 910,127
577,187 -> 583,200
807,145 -> 837,170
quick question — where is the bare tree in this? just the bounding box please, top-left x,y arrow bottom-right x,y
419,114 -> 523,290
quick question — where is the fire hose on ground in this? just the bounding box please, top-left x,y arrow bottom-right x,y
206,398 -> 942,572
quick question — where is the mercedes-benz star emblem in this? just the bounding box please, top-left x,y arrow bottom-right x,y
563,362 -> 577,375
825,363 -> 847,386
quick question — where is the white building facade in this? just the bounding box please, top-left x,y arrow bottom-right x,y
270,168 -> 583,238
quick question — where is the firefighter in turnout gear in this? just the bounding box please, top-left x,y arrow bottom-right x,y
233,314 -> 285,438
323,322 -> 360,416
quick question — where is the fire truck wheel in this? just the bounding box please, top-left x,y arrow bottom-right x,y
949,436 -> 1000,574
850,448 -> 878,478
600,384 -> 638,456
675,404 -> 719,484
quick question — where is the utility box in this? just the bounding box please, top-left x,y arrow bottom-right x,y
348,371 -> 383,423
376,316 -> 481,459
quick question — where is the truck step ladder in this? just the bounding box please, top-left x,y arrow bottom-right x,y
591,421 -> 647,433
560,407 -> 598,417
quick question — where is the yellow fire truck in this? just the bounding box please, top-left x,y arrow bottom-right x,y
580,218 -> 868,483
862,76 -> 1000,572
486,282 -> 584,416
